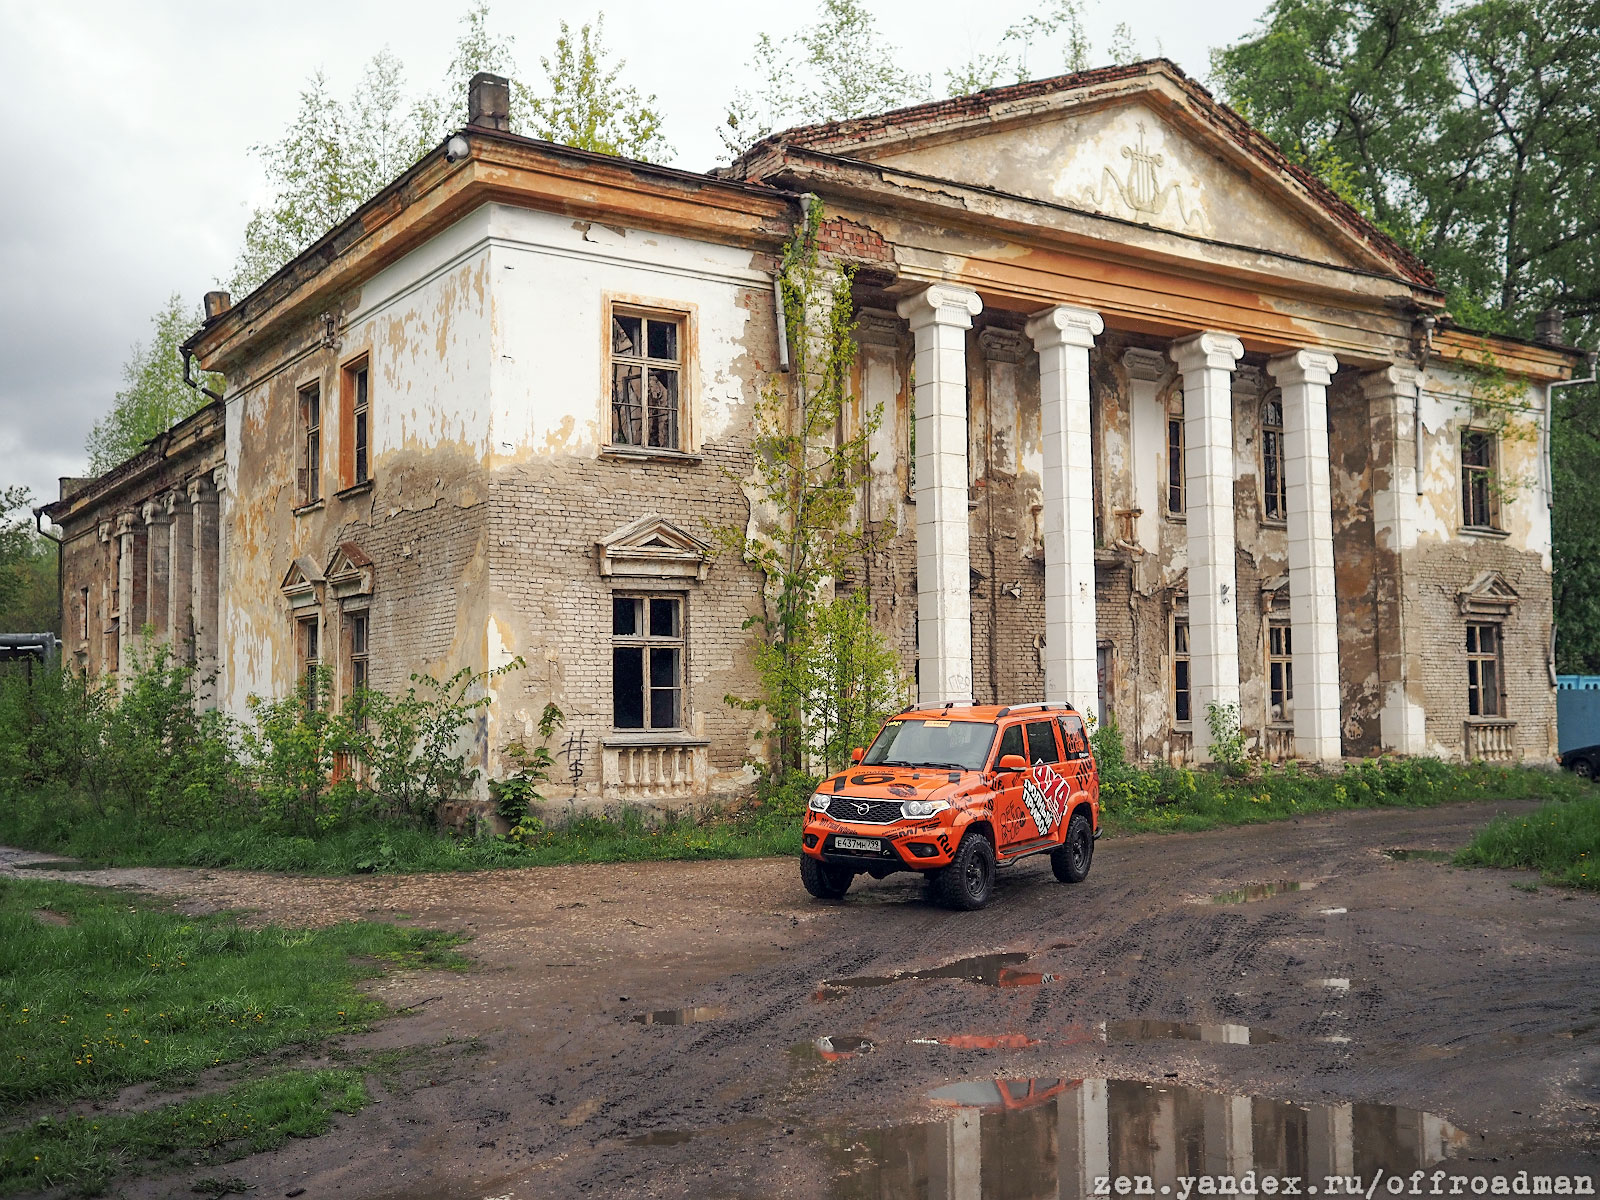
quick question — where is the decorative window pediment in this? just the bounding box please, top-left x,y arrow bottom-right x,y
1260,574 -> 1290,615
324,541 -> 374,600
281,557 -> 325,611
1458,570 -> 1518,617
597,515 -> 711,581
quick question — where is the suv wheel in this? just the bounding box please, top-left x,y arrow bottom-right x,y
936,831 -> 996,910
1574,757 -> 1595,780
1051,809 -> 1094,884
800,854 -> 855,900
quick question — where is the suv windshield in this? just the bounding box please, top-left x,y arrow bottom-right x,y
862,719 -> 998,771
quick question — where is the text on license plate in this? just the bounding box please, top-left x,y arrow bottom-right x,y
835,836 -> 883,853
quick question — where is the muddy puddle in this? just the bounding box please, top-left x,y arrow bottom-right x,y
1206,879 -> 1317,904
791,1036 -> 875,1063
824,1077 -> 1467,1198
818,952 -> 1053,998
1101,1019 -> 1282,1045
632,1005 -> 724,1026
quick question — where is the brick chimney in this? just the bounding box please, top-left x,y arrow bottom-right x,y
468,72 -> 511,131
203,291 -> 231,319
1534,308 -> 1564,345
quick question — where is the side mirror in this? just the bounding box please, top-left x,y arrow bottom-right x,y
997,753 -> 1028,773
850,747 -> 865,764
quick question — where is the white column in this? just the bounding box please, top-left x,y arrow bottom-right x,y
897,284 -> 982,706
1268,349 -> 1343,761
115,512 -> 139,683
211,466 -> 230,710
1028,305 -> 1103,708
1362,365 -> 1428,755
1059,1079 -> 1110,1200
1170,331 -> 1245,760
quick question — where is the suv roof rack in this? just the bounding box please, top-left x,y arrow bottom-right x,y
995,702 -> 1077,718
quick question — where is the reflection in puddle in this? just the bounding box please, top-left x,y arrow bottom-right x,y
819,952 -> 1053,999
792,1035 -> 875,1063
1208,879 -> 1316,904
1383,848 -> 1453,862
825,1078 -> 1467,1199
913,1033 -> 1042,1050
632,1005 -> 724,1026
1102,1020 -> 1282,1045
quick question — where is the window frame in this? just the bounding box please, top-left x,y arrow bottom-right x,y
1267,618 -> 1294,724
1166,399 -> 1185,518
1466,621 -> 1504,718
297,614 -> 321,710
298,381 -> 322,506
1172,614 -> 1192,726
340,354 -> 371,491
1460,428 -> 1499,531
1261,391 -> 1287,524
604,298 -> 693,455
610,591 -> 686,731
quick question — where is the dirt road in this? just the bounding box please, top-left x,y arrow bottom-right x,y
9,800 -> 1600,1197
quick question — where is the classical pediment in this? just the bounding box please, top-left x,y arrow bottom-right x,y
280,557 -> 324,610
1260,574 -> 1290,614
749,62 -> 1430,286
597,515 -> 712,581
1458,570 -> 1519,617
324,541 -> 375,600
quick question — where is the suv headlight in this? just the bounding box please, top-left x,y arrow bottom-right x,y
808,792 -> 831,813
901,799 -> 950,819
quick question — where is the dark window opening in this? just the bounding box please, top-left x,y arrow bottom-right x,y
612,594 -> 683,729
1173,618 -> 1191,724
1467,622 -> 1502,717
1268,621 -> 1293,722
1461,430 -> 1495,529
1167,414 -> 1185,515
611,313 -> 683,450
1262,394 -> 1286,521
299,383 -> 321,503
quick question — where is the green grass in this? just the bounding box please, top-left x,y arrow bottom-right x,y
1456,786 -> 1600,889
0,877 -> 466,1116
1100,758 -> 1587,836
0,1068 -> 368,1197
0,790 -> 801,875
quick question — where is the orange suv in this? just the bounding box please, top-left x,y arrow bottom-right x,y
800,703 -> 1101,910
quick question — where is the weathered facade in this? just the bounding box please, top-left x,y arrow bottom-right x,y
44,62 -> 1583,803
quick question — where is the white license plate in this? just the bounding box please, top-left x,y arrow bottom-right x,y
835,836 -> 883,853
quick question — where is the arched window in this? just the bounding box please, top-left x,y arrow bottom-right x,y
1261,393 -> 1286,521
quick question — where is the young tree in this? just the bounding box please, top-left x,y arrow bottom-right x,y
726,204 -> 901,773
230,4 -> 673,298
945,0 -> 1097,97
85,294 -> 220,474
524,16 -> 670,159
723,0 -> 930,155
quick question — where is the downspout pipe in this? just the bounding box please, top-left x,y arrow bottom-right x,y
1414,315 -> 1435,495
182,348 -> 224,403
1543,349 -> 1598,510
33,511 -> 64,643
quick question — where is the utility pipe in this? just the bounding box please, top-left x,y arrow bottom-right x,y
33,510 -> 64,643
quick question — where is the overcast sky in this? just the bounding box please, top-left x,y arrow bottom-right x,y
0,0 -> 1267,514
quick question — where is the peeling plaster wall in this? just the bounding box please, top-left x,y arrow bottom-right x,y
1412,362 -> 1555,760
479,205 -> 777,800
220,208 -> 497,719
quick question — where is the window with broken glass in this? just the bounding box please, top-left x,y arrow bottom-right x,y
1467,622 -> 1503,717
1172,617 -> 1191,724
1461,430 -> 1497,529
612,594 -> 683,730
298,615 -> 320,710
1166,410 -> 1185,516
610,311 -> 682,450
1261,393 -> 1286,522
299,383 -> 321,504
1267,620 -> 1293,722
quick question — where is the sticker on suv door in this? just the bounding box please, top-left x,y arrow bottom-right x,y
1021,769 -> 1071,836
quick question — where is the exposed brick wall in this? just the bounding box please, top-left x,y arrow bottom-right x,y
816,217 -> 892,264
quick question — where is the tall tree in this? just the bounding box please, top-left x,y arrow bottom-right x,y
85,295 -> 220,474
722,0 -> 930,155
524,16 -> 670,159
229,3 -> 671,299
0,487 -> 55,635
1215,0 -> 1600,671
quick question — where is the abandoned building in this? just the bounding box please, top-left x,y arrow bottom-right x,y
40,61 -> 1586,803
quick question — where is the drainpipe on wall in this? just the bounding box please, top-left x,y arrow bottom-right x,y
33,511 -> 64,641
1414,315 -> 1436,495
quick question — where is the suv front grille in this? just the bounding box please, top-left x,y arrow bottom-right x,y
827,797 -> 904,824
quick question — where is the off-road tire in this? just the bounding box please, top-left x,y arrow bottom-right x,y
1051,809 -> 1094,884
800,854 -> 855,900
935,832 -> 996,910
